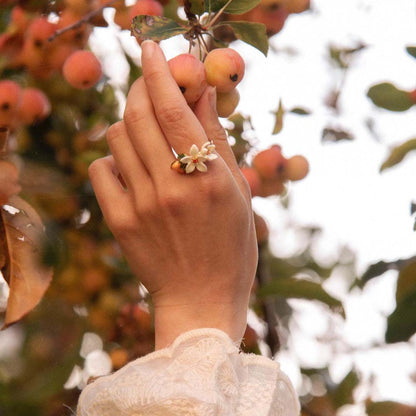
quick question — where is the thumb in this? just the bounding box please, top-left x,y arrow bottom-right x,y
193,86 -> 239,172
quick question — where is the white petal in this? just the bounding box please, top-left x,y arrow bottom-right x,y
180,156 -> 192,164
84,350 -> 113,378
64,365 -> 83,389
206,153 -> 218,161
186,163 -> 196,173
197,162 -> 207,172
80,332 -> 103,359
190,144 -> 199,157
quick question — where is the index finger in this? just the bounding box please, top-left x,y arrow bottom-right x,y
140,40 -> 207,154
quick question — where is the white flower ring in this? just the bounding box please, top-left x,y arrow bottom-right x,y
172,141 -> 218,174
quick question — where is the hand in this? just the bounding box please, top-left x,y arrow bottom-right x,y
88,41 -> 258,349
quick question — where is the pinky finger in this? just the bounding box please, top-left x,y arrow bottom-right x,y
88,156 -> 134,229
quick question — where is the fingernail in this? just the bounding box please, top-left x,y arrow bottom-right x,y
208,86 -> 217,113
141,40 -> 155,59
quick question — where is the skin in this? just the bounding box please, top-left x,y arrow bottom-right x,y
88,41 -> 258,349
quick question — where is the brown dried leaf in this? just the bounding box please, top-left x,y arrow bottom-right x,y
0,160 -> 21,205
1,195 -> 53,328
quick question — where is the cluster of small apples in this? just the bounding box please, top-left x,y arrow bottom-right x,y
0,1 -> 111,90
227,0 -> 310,37
0,80 -> 51,128
168,48 -> 245,118
240,144 -> 309,197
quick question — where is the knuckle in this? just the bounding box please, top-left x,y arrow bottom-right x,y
198,172 -> 230,201
210,124 -> 227,142
106,121 -> 125,143
157,190 -> 184,215
123,107 -> 146,127
157,102 -> 186,126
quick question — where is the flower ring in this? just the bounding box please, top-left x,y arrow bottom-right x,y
171,141 -> 218,174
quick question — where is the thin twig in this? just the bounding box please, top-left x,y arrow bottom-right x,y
256,244 -> 281,356
48,0 -> 118,42
205,0 -> 233,30
199,34 -> 209,58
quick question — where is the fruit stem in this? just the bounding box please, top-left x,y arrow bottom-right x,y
48,0 -> 119,42
205,0 -> 233,30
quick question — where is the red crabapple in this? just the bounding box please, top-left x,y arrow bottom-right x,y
204,48 -> 245,93
129,0 -> 164,22
0,80 -> 21,127
26,17 -> 58,49
252,145 -> 287,180
283,155 -> 309,181
18,88 -> 51,125
253,213 -> 269,244
216,89 -> 240,118
240,166 -> 261,197
168,54 -> 207,105
63,50 -> 103,89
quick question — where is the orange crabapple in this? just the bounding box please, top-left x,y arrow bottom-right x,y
283,154 -> 309,181
10,6 -> 31,35
0,80 -> 22,128
252,145 -> 287,180
129,0 -> 164,22
204,48 -> 245,93
167,53 -> 207,105
216,89 -> 240,118
114,7 -> 132,30
63,50 -> 103,90
284,0 -> 310,14
240,166 -> 261,197
18,87 -> 51,125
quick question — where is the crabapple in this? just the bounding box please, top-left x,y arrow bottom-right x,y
283,155 -> 309,181
284,0 -> 310,13
228,1 -> 288,37
252,145 -> 287,180
408,89 -> 416,104
10,6 -> 30,34
63,50 -> 103,89
168,54 -> 207,105
258,177 -> 286,197
240,166 -> 261,197
114,7 -> 132,30
129,0 -> 164,22
0,80 -> 21,127
204,48 -> 245,93
26,17 -> 58,49
18,88 -> 51,125
216,89 -> 240,118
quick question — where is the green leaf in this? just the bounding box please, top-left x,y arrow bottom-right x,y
386,290 -> 416,343
131,15 -> 187,42
406,46 -> 416,59
271,99 -> 284,134
289,107 -> 311,115
380,138 -> 416,172
258,278 -> 345,317
367,82 -> 413,112
205,0 -> 260,14
187,0 -> 205,15
216,21 -> 268,56
396,262 -> 416,303
331,369 -> 360,408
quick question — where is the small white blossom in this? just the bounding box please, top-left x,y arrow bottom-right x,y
180,144 -> 208,174
201,141 -> 218,161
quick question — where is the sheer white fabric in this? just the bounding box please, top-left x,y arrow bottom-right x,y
77,328 -> 300,416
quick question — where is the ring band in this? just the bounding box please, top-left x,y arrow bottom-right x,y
171,141 -> 218,174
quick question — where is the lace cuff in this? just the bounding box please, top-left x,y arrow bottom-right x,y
77,328 -> 300,416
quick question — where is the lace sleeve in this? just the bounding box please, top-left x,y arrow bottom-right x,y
77,328 -> 300,416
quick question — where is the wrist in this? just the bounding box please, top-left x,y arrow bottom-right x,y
153,302 -> 247,350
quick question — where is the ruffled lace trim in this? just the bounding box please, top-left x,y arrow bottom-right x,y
77,328 -> 300,416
